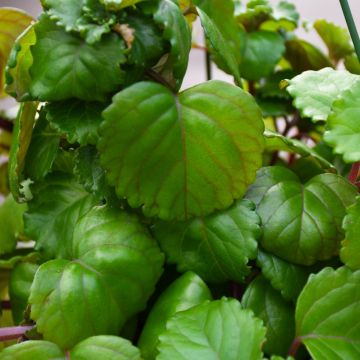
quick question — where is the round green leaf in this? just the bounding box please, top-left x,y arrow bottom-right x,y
23,173 -> 98,259
98,80 -> 264,221
0,341 -> 64,360
138,272 -> 212,360
324,79 -> 360,162
29,205 -> 164,348
257,249 -> 313,302
340,196 -> 360,270
241,30 -> 285,81
242,276 -> 295,356
296,267 -> 360,359
246,166 -> 357,265
157,297 -> 266,360
29,15 -> 126,101
154,199 -> 261,283
9,262 -> 38,324
46,100 -> 106,146
285,67 -> 359,122
0,194 -> 27,256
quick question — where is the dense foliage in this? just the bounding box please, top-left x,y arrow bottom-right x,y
0,0 -> 360,358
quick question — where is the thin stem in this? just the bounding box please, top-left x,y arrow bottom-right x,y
145,69 -> 176,93
348,162 -> 360,184
205,50 -> 212,81
248,81 -> 256,96
339,0 -> 360,61
288,336 -> 302,357
0,326 -> 33,342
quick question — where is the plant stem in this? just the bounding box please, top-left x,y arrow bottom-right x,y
0,119 -> 13,133
205,50 -> 212,81
288,336 -> 302,357
145,69 -> 176,93
348,162 -> 360,184
0,326 -> 33,341
339,0 -> 360,61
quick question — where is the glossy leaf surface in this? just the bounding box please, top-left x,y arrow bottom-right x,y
29,205 -> 164,348
99,80 -> 264,220
155,199 -> 261,283
246,166 -> 357,265
296,267 -> 360,359
242,276 -> 295,356
157,298 -> 266,360
138,272 -> 212,359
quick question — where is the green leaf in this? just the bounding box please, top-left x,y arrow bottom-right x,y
24,110 -> 60,181
236,0 -> 272,31
74,145 -> 109,198
100,0 -> 146,10
0,249 -> 38,270
5,24 -> 35,101
0,195 -> 27,256
46,100 -> 105,145
0,341 -> 64,360
138,272 -> 212,360
324,79 -> 360,162
242,276 -> 295,356
284,39 -> 333,73
29,15 -> 126,101
272,0 -> 299,25
194,0 -> 242,84
0,336 -> 143,359
314,20 -> 353,62
285,67 -> 359,122
70,335 -> 143,359
264,129 -> 335,171
340,197 -> 360,270
98,80 -> 264,221
344,53 -> 360,74
153,0 -> 192,90
246,166 -> 357,265
296,267 -> 360,359
23,173 -> 98,259
157,298 -> 266,360
257,249 -> 314,302
154,199 -> 261,283
8,102 -> 38,202
29,205 -> 164,348
9,262 -> 38,324
0,8 -> 32,97
126,14 -> 166,68
241,31 -> 285,81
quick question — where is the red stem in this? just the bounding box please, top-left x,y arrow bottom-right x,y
348,162 -> 360,184
0,119 -> 13,132
288,336 -> 302,357
0,326 -> 33,341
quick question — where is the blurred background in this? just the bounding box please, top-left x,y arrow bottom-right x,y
0,0 -> 360,92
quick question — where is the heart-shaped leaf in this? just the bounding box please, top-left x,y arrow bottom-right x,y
0,8 -> 32,97
324,79 -> 360,162
24,173 -> 98,259
29,205 -> 164,348
46,100 -> 106,146
296,267 -> 360,359
195,0 -> 243,84
340,196 -> 360,270
285,67 -> 359,122
138,272 -> 212,360
154,199 -> 261,283
153,0 -> 191,91
242,275 -> 295,357
246,166 -> 357,265
0,335 -> 143,359
157,298 -> 266,360
29,15 -> 126,101
98,80 -> 264,221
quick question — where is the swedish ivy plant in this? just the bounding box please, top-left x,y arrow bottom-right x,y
0,0 -> 360,358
